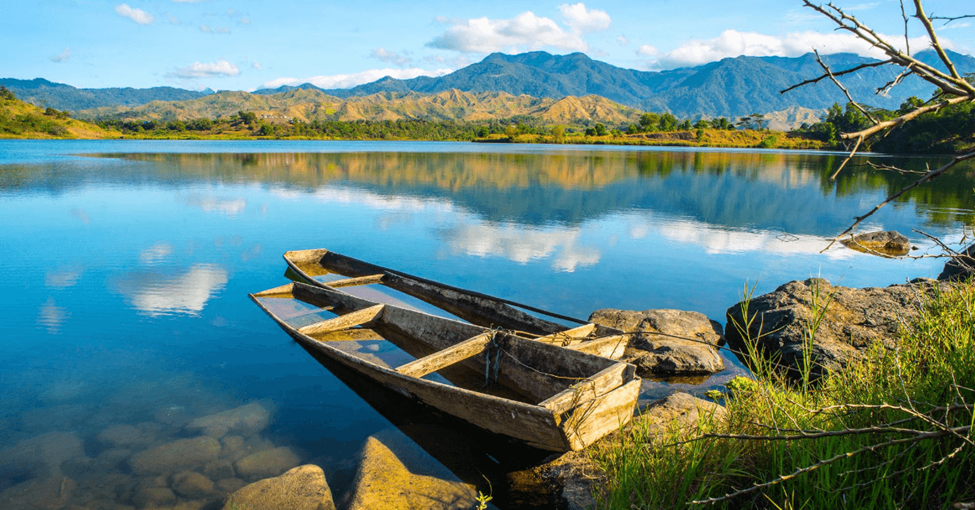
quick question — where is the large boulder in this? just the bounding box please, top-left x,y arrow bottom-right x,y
223,465 -> 335,510
840,230 -> 911,257
185,402 -> 271,438
725,278 -> 948,377
589,309 -> 725,375
938,242 -> 975,281
128,436 -> 221,475
345,428 -> 479,510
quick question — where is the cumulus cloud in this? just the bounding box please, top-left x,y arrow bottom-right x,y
654,29 -> 945,69
261,67 -> 451,90
370,47 -> 414,67
49,47 -> 71,63
169,60 -> 241,79
559,3 -> 611,33
116,4 -> 154,25
427,11 -> 589,53
636,44 -> 657,56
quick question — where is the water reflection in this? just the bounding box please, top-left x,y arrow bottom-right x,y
44,266 -> 82,288
115,264 -> 228,317
37,298 -> 69,334
441,223 -> 601,272
179,193 -> 247,217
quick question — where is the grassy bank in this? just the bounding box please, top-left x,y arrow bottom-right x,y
477,129 -> 827,150
0,87 -> 120,139
592,279 -> 975,509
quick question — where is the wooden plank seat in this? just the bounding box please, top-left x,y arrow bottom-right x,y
394,332 -> 494,378
297,304 -> 385,336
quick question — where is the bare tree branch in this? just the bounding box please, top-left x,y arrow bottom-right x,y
900,0 -> 911,55
913,0 -> 963,82
830,135 -> 863,180
839,95 -> 970,141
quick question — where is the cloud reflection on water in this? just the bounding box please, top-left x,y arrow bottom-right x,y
179,193 -> 247,217
441,223 -> 601,272
116,264 -> 228,317
37,297 -> 69,334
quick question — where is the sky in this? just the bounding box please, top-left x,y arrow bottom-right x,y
1,0 -> 972,91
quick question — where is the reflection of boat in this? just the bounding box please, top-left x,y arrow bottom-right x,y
284,248 -> 626,359
250,281 -> 641,452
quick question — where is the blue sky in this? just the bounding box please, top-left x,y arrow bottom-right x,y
1,0 -> 971,91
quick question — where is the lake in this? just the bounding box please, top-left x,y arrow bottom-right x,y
1,140 -> 972,508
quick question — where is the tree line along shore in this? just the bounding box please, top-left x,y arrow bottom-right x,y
2,86 -> 971,154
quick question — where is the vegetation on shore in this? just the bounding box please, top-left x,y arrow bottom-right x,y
592,278 -> 975,509
0,86 -> 119,139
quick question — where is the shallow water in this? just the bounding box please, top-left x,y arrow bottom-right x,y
1,140 -> 972,508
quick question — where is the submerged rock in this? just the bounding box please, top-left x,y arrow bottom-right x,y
0,475 -> 77,510
128,436 -> 221,475
0,431 -> 84,478
172,471 -> 216,499
345,428 -> 479,510
589,309 -> 725,374
185,402 -> 271,439
132,486 -> 176,508
223,465 -> 335,510
725,278 -> 950,377
840,230 -> 911,257
234,447 -> 300,480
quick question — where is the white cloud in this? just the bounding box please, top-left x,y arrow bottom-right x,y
200,24 -> 230,34
636,44 -> 657,56
370,47 -> 414,67
654,29 -> 946,69
166,13 -> 179,24
559,3 -> 611,33
115,4 -> 154,25
617,35 -> 629,46
169,60 -> 240,79
49,47 -> 71,63
427,11 -> 589,53
251,61 -> 262,70
441,223 -> 600,272
261,67 -> 451,90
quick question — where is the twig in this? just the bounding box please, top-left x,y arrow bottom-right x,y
814,50 -> 877,125
913,0 -> 964,82
780,59 -> 892,94
830,135 -> 863,180
900,0 -> 911,55
839,95 -> 970,141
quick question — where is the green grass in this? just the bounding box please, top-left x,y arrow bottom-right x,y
591,279 -> 975,509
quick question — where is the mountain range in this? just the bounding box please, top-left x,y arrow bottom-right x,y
4,49 -> 973,123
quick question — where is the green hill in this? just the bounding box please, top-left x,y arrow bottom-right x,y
0,86 -> 120,139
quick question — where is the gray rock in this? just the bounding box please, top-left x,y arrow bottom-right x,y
216,477 -> 246,493
185,402 -> 271,439
97,424 -> 150,448
345,428 -> 479,510
223,465 -> 335,510
128,436 -> 221,475
938,242 -> 975,281
234,447 -> 301,480
172,470 -> 215,499
841,230 -> 911,257
725,278 -> 948,378
589,308 -> 725,374
0,431 -> 83,478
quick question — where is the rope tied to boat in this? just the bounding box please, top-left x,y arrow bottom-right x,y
483,327 -> 503,387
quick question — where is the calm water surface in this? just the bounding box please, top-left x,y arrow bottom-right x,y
1,140 -> 972,508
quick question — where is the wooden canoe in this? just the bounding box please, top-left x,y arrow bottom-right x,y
283,248 -> 627,359
250,281 -> 641,452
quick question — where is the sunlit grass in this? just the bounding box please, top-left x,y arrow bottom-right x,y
591,279 -> 975,509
